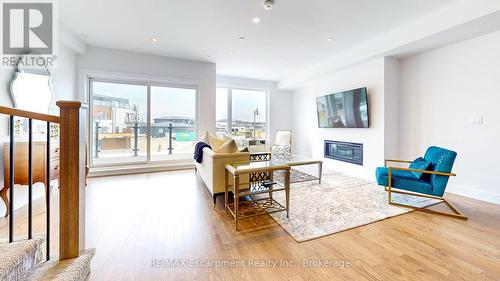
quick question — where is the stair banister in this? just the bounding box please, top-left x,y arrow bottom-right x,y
57,101 -> 86,260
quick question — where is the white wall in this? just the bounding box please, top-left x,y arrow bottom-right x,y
384,58 -> 400,160
0,41 -> 77,111
0,40 -> 78,216
399,30 -> 500,204
216,75 -> 293,141
77,46 -> 216,139
291,58 -> 391,179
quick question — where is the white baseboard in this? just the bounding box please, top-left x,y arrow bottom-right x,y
89,162 -> 194,177
446,183 -> 500,205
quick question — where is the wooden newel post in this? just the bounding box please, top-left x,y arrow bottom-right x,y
57,101 -> 86,260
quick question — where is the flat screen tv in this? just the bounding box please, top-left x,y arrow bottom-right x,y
316,87 -> 369,128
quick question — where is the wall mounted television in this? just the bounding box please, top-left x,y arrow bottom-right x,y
316,87 -> 369,128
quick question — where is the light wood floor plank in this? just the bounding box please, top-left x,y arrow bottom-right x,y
1,169 -> 499,280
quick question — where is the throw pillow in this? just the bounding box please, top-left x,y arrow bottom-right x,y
222,134 -> 233,141
409,157 -> 432,179
208,134 -> 226,150
214,139 -> 239,153
240,147 -> 249,152
199,131 -> 211,143
215,132 -> 233,141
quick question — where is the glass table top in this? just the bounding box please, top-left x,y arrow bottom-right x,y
270,154 -> 323,165
225,160 -> 289,175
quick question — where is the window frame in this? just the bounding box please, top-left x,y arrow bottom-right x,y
216,85 -> 269,142
88,75 -> 199,168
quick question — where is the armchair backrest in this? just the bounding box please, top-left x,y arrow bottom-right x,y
423,146 -> 457,196
275,130 -> 292,147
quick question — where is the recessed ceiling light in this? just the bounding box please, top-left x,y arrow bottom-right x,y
252,17 -> 261,23
151,37 -> 158,43
263,0 -> 274,10
228,52 -> 234,56
327,37 -> 333,42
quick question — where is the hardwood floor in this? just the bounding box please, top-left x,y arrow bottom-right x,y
1,169 -> 500,280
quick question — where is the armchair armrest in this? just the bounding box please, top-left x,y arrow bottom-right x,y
384,159 -> 412,167
388,166 -> 456,177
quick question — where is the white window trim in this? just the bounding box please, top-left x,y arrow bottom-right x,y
83,69 -> 200,169
216,85 -> 269,142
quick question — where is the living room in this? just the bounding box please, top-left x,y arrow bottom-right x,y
0,0 -> 499,280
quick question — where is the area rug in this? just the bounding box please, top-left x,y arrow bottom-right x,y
274,168 -> 318,184
255,166 -> 439,242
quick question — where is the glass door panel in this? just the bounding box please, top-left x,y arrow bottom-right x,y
91,80 -> 148,166
150,86 -> 196,161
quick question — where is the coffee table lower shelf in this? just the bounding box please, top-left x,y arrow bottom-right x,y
226,197 -> 287,221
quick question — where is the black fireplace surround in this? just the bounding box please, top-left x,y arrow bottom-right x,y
324,140 -> 363,165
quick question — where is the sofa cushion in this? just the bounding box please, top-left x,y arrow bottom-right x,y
208,135 -> 226,150
214,139 -> 239,153
375,167 -> 433,195
408,157 -> 432,179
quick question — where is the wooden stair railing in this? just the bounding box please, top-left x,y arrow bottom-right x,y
0,101 -> 86,261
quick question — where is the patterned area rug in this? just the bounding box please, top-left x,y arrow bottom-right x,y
255,166 -> 439,242
274,168 -> 319,184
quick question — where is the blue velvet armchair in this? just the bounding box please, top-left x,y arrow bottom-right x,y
375,146 -> 467,219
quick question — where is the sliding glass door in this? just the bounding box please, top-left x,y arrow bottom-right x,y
150,86 -> 197,161
90,78 -> 197,167
91,80 -> 148,166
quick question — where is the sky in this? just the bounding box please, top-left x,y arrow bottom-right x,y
92,82 -> 195,121
216,88 -> 266,122
93,82 -> 266,123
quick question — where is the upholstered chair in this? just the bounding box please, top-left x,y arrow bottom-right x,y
375,146 -> 467,219
273,130 -> 292,152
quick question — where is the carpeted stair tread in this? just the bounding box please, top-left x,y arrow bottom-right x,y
24,248 -> 96,281
0,238 -> 44,281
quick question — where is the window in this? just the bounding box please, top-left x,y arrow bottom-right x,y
91,81 -> 148,166
150,86 -> 197,161
90,78 -> 197,167
216,87 -> 267,148
216,87 -> 228,134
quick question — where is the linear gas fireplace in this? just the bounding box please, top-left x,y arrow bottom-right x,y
324,140 -> 363,165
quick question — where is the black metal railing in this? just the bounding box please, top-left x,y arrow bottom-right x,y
5,114 -> 58,261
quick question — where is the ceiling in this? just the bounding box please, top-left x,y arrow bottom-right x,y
59,0 -> 458,82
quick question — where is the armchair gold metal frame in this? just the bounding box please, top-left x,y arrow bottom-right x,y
385,159 -> 467,220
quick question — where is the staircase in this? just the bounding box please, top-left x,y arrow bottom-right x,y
0,238 -> 95,281
0,102 -> 94,280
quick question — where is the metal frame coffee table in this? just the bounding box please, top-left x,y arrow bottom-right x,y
251,153 -> 323,184
225,161 -> 291,230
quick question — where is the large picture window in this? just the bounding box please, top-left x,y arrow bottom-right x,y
216,87 -> 267,148
90,77 -> 197,167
